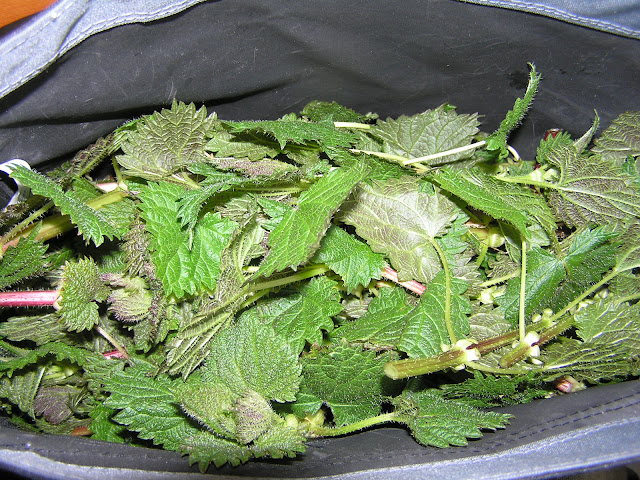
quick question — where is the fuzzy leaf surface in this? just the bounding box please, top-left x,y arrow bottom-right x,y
311,225 -> 385,292
372,106 -> 479,165
138,181 -> 237,297
331,287 -> 412,348
592,111 -> 640,164
116,101 -> 212,180
256,162 -> 367,278
398,272 -> 471,357
540,300 -> 640,382
294,344 -> 391,425
393,389 -> 511,447
301,100 -> 375,123
58,258 -> 109,332
226,118 -> 358,150
433,167 -> 556,239
255,277 -> 343,355
545,146 -> 640,227
9,167 -> 121,246
0,227 -> 48,289
339,176 -> 460,284
203,314 -> 301,403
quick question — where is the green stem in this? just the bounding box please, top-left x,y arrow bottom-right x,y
384,348 -> 468,379
614,292 -> 640,304
349,149 -> 409,163
428,237 -> 455,344
0,201 -> 54,249
309,412 -> 397,437
250,265 -> 331,292
519,240 -> 528,342
493,174 -> 554,190
546,269 -> 618,325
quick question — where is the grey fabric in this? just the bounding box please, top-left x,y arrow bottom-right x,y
0,0 -> 208,99
456,0 -> 640,39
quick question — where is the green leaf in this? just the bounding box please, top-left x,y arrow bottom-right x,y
0,314 -> 67,346
592,111 -> 640,164
433,167 -> 556,240
613,220 -> 640,273
256,162 -> 367,278
58,258 -> 110,332
371,105 -> 479,165
0,226 -> 48,289
440,371 -> 547,407
203,314 -> 302,403
0,341 -> 95,377
338,176 -> 460,284
9,167 -> 121,246
138,181 -> 237,297
205,127 -> 281,161
295,344 -> 391,426
88,404 -> 129,443
331,287 -> 412,348
301,100 -> 376,123
398,272 -> 471,358
0,368 -> 44,419
116,101 -> 213,181
545,146 -> 640,228
485,64 -> 540,158
176,382 -> 238,440
393,389 -> 511,447
226,118 -> 358,150
311,225 -> 385,292
541,300 -> 640,382
103,362 -> 252,471
497,247 -> 566,325
254,276 -> 343,355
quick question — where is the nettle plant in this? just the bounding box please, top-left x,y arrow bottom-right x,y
0,65 -> 639,471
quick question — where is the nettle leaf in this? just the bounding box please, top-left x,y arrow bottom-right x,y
58,258 -> 109,332
0,226 -> 48,289
331,286 -> 412,348
176,382 -> 238,440
256,162 -> 367,278
440,371 -> 547,407
211,156 -> 298,179
294,343 -> 391,426
9,167 -> 121,246
433,167 -> 556,240
338,176 -> 460,284
311,225 -> 385,292
116,101 -> 213,180
392,389 -> 511,447
205,127 -> 281,161
371,105 -> 479,166
0,341 -> 95,377
545,146 -> 640,228
203,314 -> 301,403
541,300 -> 640,382
592,111 -> 640,164
88,404 -> 128,443
176,169 -> 244,234
301,100 -> 376,123
614,220 -> 640,272
398,272 -> 471,358
103,361 -> 252,471
0,368 -> 43,419
138,181 -> 237,298
0,314 -> 67,346
485,64 -> 540,158
226,118 -> 358,150
254,276 -> 343,355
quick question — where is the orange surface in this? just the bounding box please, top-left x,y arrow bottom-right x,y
0,0 -> 59,29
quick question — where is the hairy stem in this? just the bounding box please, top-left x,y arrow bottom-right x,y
519,240 -> 528,342
250,265 -> 331,292
308,412 -> 397,437
0,290 -> 60,307
403,141 -> 487,166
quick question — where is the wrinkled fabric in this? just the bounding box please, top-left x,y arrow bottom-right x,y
457,0 -> 640,39
0,0 -> 208,99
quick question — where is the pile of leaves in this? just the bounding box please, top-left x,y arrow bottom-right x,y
0,66 -> 639,471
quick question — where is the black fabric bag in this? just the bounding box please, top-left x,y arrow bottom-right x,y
1,1 -> 639,478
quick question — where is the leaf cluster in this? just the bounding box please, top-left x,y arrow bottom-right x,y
0,85 -> 639,471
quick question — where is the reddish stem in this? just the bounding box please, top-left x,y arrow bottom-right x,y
0,290 -> 59,307
381,266 -> 426,295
